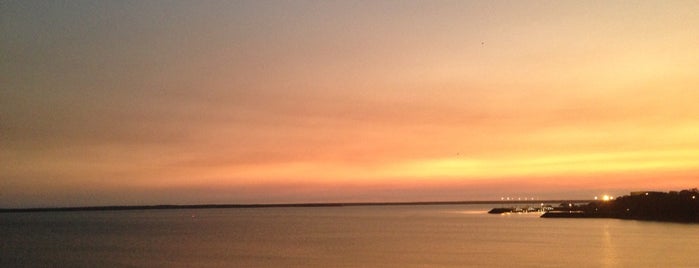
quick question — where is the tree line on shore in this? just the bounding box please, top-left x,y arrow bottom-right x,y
554,189 -> 699,222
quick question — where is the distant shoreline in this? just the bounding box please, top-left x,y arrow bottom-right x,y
0,200 -> 592,213
540,190 -> 699,223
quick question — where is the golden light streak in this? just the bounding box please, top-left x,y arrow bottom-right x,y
185,149 -> 699,186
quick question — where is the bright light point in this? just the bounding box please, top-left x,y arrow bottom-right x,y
693,196 -> 696,199
602,195 -> 611,201
501,197 -> 504,201
594,196 -> 598,200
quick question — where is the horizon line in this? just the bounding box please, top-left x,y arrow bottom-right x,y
0,199 -> 595,213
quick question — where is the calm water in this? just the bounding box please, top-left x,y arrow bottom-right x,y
2,204 -> 698,267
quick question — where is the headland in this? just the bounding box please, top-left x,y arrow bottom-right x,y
541,189 -> 699,223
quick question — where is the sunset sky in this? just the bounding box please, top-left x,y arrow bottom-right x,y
2,1 -> 699,207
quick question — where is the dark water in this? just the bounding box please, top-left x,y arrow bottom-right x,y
2,205 -> 698,267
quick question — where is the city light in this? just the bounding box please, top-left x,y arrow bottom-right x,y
602,195 -> 611,201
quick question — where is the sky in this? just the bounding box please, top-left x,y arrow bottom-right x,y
2,0 -> 699,208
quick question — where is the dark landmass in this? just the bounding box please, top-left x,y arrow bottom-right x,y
541,189 -> 699,223
487,204 -> 557,214
488,208 -> 515,214
0,200 -> 591,213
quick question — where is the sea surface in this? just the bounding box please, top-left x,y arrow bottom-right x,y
2,204 -> 698,267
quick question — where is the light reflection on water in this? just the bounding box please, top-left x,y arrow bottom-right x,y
1,205 -> 698,267
601,223 -> 618,268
